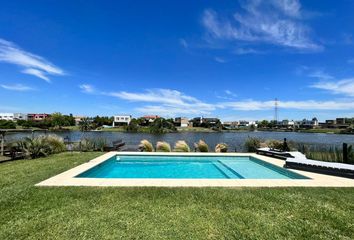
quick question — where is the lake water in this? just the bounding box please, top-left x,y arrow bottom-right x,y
4,130 -> 354,151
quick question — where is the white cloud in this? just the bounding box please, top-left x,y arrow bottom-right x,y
179,38 -> 188,48
220,99 -> 354,110
109,89 -> 216,116
233,47 -> 263,55
311,78 -> 354,97
22,68 -> 50,82
79,84 -> 95,93
214,57 -> 226,63
1,83 -> 35,91
308,70 -> 334,81
80,85 -> 354,116
201,0 -> 321,51
0,38 -> 65,82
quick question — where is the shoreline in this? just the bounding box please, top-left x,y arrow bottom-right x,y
1,127 -> 353,135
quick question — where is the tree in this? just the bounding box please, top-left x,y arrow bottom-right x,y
125,119 -> 139,132
51,112 -> 67,129
79,118 -> 92,131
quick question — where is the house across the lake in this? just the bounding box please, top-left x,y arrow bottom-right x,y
112,115 -> 132,127
27,113 -> 50,121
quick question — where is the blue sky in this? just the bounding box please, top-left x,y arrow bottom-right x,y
0,0 -> 354,121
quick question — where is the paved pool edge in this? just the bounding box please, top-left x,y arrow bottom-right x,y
36,152 -> 354,187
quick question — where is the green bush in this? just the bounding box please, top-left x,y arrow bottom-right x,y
215,143 -> 228,153
296,143 -> 354,163
139,139 -> 154,152
244,137 -> 261,152
194,140 -> 209,152
0,120 -> 16,129
173,140 -> 190,152
266,140 -> 283,150
45,135 -> 66,153
156,141 -> 171,152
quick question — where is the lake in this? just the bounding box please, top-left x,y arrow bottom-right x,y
4,130 -> 354,151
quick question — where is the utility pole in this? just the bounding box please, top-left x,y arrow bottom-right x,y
274,98 -> 278,124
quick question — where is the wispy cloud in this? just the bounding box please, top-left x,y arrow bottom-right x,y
311,78 -> 354,97
233,47 -> 263,55
179,38 -> 189,48
0,38 -> 65,82
201,0 -> 322,51
219,99 -> 354,110
79,84 -> 96,93
109,88 -> 216,116
308,70 -> 334,81
1,83 -> 35,91
214,57 -> 226,63
80,84 -> 354,116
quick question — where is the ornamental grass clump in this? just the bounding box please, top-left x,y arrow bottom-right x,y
244,137 -> 261,152
139,139 -> 154,152
215,143 -> 228,153
156,141 -> 171,152
194,140 -> 209,152
173,140 -> 190,152
45,134 -> 66,153
16,134 -> 66,159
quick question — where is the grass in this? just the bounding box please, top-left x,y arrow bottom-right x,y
0,153 -> 353,239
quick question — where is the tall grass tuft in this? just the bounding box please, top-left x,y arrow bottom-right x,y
194,140 -> 209,152
244,137 -> 261,152
296,143 -> 354,163
45,135 -> 66,153
173,140 -> 190,152
215,143 -> 228,153
156,141 -> 171,152
139,139 -> 154,152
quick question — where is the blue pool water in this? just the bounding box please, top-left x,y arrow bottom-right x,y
76,155 -> 308,179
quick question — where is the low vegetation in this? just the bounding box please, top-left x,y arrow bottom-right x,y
156,141 -> 171,152
173,140 -> 190,152
139,139 -> 154,152
215,143 -> 228,153
298,143 -> 354,163
244,137 -> 261,152
194,140 -> 209,152
16,135 -> 66,159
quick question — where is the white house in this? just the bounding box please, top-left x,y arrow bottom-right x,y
113,115 -> 132,127
14,113 -> 27,121
0,113 -> 14,121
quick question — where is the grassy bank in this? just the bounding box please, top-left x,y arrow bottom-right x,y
0,152 -> 353,239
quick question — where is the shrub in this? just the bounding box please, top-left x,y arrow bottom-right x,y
266,140 -> 283,150
45,135 -> 66,153
194,140 -> 209,152
173,140 -> 190,152
77,138 -> 96,152
215,143 -> 228,153
156,141 -> 171,152
16,135 -> 67,159
139,139 -> 154,152
17,136 -> 51,159
244,137 -> 261,152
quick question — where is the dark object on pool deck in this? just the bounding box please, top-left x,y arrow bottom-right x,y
282,138 -> 290,152
256,148 -> 294,160
285,158 -> 354,179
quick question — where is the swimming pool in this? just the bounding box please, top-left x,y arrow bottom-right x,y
76,155 -> 308,179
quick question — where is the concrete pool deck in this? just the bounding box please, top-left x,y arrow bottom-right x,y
36,152 -> 354,187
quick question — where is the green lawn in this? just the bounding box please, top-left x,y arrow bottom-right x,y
0,153 -> 353,239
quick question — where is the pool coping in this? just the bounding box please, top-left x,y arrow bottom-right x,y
36,152 -> 354,187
